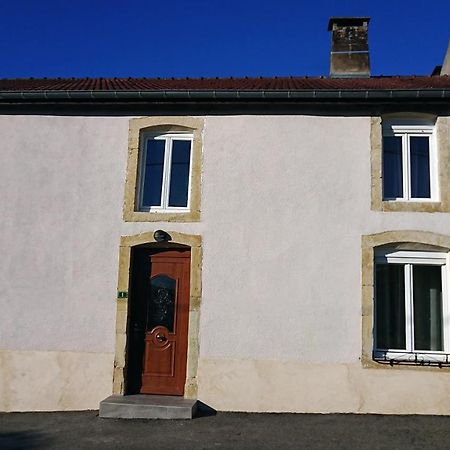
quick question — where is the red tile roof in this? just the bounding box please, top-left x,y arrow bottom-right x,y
0,76 -> 449,91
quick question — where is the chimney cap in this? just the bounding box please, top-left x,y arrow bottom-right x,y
328,17 -> 370,31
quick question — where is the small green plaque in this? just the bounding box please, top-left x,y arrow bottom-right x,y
117,291 -> 128,299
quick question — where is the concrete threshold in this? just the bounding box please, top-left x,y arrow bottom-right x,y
99,394 -> 198,420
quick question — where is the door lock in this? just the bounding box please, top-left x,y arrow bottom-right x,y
155,333 -> 167,342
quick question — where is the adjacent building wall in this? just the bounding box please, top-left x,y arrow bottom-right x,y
2,114 -> 450,413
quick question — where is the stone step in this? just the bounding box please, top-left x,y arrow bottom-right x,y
99,394 -> 198,420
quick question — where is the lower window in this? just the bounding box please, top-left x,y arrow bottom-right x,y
374,249 -> 450,364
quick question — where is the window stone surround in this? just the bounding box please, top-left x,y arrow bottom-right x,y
361,230 -> 450,371
123,116 -> 203,222
370,116 -> 450,213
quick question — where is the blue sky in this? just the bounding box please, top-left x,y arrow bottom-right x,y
1,0 -> 449,78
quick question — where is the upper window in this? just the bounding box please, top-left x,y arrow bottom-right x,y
374,249 -> 450,364
382,121 -> 437,202
123,116 -> 202,222
138,132 -> 193,212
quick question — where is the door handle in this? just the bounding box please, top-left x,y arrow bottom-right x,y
155,333 -> 167,342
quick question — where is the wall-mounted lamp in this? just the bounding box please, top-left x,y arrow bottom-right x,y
153,230 -> 172,242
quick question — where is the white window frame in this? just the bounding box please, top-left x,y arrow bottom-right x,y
382,121 -> 438,202
137,132 -> 193,213
374,249 -> 450,364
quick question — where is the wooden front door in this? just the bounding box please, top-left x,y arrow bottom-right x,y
136,249 -> 190,396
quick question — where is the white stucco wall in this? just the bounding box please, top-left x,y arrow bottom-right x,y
2,114 -> 450,413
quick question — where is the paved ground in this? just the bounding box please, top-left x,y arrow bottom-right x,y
1,410 -> 450,449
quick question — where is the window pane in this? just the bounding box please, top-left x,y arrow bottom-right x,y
142,139 -> 165,207
168,140 -> 191,207
413,265 -> 443,351
410,136 -> 431,198
383,136 -> 403,199
376,264 -> 406,350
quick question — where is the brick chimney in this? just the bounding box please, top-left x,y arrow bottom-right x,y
328,17 -> 371,78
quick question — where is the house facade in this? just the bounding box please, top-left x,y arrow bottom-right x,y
2,18 -> 450,415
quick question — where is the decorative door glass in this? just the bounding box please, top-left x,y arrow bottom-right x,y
147,275 -> 176,332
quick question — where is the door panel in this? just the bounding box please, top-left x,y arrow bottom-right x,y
143,327 -> 176,377
139,250 -> 190,395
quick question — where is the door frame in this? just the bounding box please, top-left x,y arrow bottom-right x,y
112,231 -> 202,399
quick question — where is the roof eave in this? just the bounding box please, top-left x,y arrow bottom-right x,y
0,89 -> 449,102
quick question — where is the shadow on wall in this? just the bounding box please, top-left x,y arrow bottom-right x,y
0,431 -> 49,449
